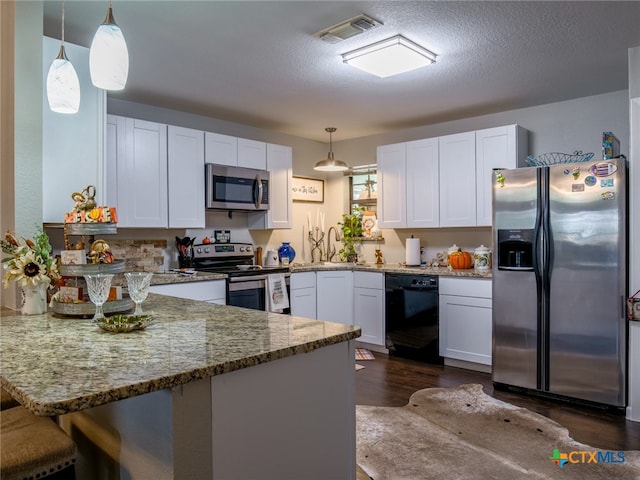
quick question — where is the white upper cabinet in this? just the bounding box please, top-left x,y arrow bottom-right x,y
205,134 -> 267,170
377,143 -> 407,229
475,125 -> 527,226
42,37 -> 106,223
406,138 -> 439,228
204,132 -> 237,166
439,131 -> 476,227
107,116 -> 205,228
377,124 -> 527,229
249,143 -> 292,230
237,138 -> 267,170
167,126 -> 205,228
117,117 -> 168,227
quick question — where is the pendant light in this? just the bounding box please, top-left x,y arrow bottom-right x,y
89,0 -> 129,90
314,127 -> 348,172
46,1 -> 80,114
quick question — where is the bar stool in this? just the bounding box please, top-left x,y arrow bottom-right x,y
0,388 -> 20,410
1,405 -> 77,480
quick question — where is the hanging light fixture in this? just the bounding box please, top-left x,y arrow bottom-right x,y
89,0 -> 129,90
314,127 -> 349,172
46,1 -> 80,114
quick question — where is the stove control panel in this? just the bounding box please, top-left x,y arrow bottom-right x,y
193,243 -> 254,259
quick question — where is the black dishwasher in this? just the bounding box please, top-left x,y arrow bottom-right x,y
385,274 -> 442,364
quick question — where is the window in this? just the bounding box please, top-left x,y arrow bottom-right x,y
347,164 -> 377,215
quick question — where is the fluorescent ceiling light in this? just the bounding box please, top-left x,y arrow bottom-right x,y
342,35 -> 437,78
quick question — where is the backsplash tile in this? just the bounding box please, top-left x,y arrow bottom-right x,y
108,240 -> 167,271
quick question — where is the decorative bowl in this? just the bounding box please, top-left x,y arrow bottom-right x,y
525,151 -> 594,167
96,314 -> 152,333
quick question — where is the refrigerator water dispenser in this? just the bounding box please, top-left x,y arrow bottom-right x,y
497,229 -> 534,270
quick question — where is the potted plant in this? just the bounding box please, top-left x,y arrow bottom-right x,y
338,207 -> 364,262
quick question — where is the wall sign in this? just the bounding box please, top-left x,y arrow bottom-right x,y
292,176 -> 324,203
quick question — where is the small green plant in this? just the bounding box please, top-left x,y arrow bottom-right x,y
338,207 -> 364,262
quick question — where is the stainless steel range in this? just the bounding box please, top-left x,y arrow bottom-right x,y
192,243 -> 290,312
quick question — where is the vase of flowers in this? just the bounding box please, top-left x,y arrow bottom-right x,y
2,229 -> 60,315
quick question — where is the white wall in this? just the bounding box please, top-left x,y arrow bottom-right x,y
1,1 -> 43,310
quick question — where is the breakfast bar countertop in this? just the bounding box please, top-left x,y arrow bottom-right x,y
0,295 -> 360,417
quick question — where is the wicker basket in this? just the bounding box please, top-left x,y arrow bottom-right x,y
525,151 -> 594,167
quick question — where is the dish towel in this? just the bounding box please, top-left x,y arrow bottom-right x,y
266,274 -> 289,313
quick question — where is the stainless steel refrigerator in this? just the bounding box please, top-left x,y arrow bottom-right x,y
491,158 -> 627,407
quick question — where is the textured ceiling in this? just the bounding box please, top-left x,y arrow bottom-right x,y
43,1 -> 640,142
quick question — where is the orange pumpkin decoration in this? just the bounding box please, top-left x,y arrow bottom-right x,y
449,250 -> 473,269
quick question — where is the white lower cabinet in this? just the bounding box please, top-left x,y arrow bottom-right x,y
439,277 -> 492,370
353,272 -> 385,346
290,272 -> 317,319
149,280 -> 226,304
316,271 -> 353,326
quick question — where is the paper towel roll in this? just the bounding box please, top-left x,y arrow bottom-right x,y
406,238 -> 421,266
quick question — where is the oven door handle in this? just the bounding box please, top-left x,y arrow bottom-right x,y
228,274 -> 290,291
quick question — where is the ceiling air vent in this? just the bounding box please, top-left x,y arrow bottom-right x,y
318,14 -> 382,44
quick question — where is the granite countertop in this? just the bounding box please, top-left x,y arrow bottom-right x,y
111,271 -> 227,287
0,296 -> 360,417
290,262 -> 492,278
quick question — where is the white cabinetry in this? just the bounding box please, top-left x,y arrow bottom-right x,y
439,131 -> 476,227
316,271 -> 353,326
353,272 -> 385,346
377,143 -> 406,228
290,272 -> 316,319
377,125 -> 527,228
115,116 -> 168,227
204,133 -> 267,170
107,116 -> 205,228
475,125 -> 527,226
378,139 -> 439,229
439,277 -> 492,371
149,280 -> 226,304
407,138 -> 439,227
238,138 -> 267,170
42,36 -> 106,223
168,126 -> 205,228
249,144 -> 292,229
204,132 -> 237,166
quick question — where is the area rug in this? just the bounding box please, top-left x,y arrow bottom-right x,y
355,348 -> 375,360
356,384 -> 640,480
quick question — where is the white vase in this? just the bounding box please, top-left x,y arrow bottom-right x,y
21,282 -> 48,315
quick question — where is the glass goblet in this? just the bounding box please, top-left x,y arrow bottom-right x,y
125,272 -> 153,315
84,274 -> 114,321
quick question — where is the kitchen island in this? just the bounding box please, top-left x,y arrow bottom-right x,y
0,295 -> 361,479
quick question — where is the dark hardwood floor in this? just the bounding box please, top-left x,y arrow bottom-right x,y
354,353 -> 640,451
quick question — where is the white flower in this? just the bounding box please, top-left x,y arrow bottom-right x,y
5,249 -> 51,288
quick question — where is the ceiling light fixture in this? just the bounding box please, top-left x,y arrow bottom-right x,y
342,34 -> 437,78
89,0 -> 129,90
314,128 -> 348,172
46,1 -> 80,114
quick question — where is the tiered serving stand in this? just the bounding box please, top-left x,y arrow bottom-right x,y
50,223 -> 134,317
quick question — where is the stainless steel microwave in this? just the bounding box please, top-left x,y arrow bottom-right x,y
205,164 -> 270,211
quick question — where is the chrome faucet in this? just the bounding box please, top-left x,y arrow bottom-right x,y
326,226 -> 341,262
